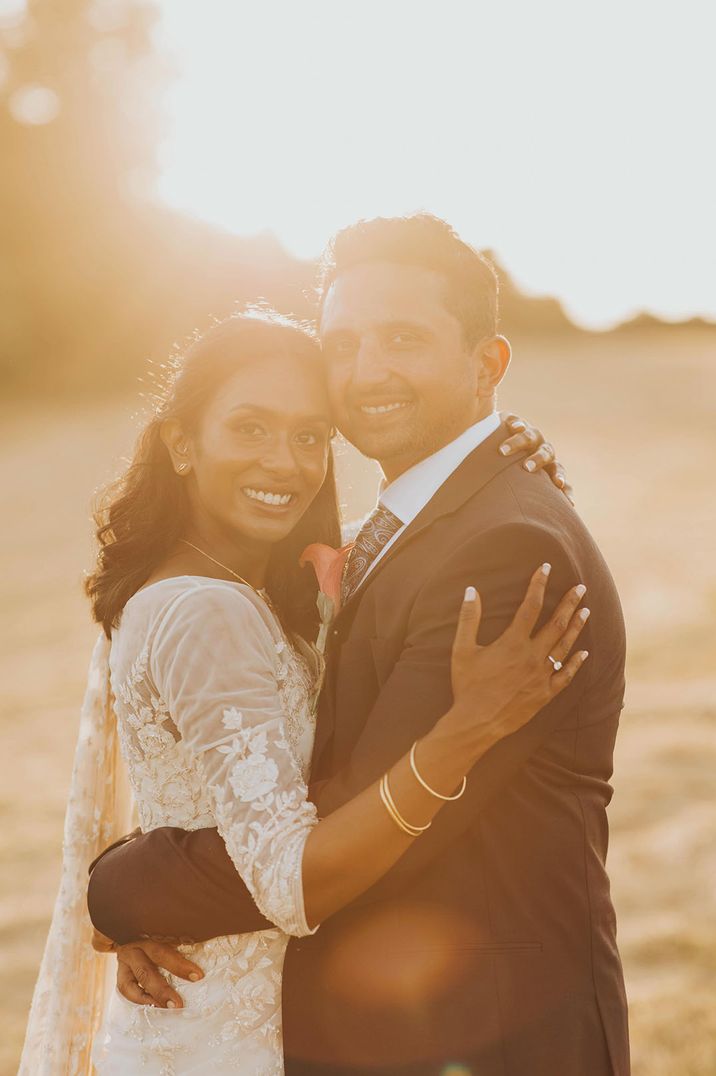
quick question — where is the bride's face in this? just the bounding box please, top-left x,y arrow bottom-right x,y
180,353 -> 333,547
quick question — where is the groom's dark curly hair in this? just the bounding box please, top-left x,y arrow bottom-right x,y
317,213 -> 499,345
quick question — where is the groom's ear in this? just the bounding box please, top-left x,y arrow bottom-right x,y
475,334 -> 511,398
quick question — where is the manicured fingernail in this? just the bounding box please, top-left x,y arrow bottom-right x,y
524,459 -> 536,472
464,585 -> 477,602
499,444 -> 511,455
579,607 -> 591,621
189,972 -> 201,981
166,1000 -> 177,1009
541,563 -> 552,575
575,584 -> 587,598
580,650 -> 589,660
511,420 -> 526,431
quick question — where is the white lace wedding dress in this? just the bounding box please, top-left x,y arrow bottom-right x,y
92,576 -> 322,1076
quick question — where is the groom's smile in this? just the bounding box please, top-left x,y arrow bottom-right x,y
351,392 -> 416,431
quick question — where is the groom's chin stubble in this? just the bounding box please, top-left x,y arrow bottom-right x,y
341,416 -> 427,466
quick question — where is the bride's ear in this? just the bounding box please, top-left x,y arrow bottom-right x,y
160,419 -> 193,476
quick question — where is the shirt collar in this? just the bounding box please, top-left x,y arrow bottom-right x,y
380,411 -> 500,526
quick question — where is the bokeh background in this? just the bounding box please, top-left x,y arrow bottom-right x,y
1,2 -> 714,1073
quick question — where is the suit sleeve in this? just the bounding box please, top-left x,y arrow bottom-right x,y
87,825 -> 270,944
311,521 -> 592,893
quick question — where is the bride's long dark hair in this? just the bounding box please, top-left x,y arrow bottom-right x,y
86,310 -> 342,640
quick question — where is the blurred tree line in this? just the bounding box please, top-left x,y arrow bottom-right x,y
0,0 -> 582,399
0,0 -> 319,396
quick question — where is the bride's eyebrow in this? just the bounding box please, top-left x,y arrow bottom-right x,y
227,404 -> 331,426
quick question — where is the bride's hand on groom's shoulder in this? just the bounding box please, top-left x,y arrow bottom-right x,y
112,937 -> 204,1009
499,412 -> 575,504
449,564 -> 590,752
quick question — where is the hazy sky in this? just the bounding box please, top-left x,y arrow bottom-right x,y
155,0 -> 715,329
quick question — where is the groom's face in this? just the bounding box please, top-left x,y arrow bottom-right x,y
320,260 -> 483,479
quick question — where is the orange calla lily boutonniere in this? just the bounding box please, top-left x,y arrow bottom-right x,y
299,542 -> 354,652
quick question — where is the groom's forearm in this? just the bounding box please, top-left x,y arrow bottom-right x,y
87,826 -> 272,944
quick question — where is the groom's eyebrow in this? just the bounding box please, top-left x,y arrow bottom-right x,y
380,319 -> 434,336
322,319 -> 434,339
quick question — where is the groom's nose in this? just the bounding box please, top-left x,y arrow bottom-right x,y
350,337 -> 391,389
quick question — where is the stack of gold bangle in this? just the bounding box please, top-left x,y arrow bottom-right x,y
379,740 -> 468,838
379,773 -> 431,837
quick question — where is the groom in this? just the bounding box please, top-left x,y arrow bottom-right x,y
88,214 -> 629,1074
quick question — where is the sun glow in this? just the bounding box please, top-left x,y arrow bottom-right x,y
154,0 -> 715,329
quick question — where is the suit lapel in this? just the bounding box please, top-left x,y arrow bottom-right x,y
333,420 -> 516,627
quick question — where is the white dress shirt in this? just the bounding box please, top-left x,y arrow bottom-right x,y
359,410 -> 500,584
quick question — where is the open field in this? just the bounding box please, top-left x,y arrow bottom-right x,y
1,325 -> 715,1074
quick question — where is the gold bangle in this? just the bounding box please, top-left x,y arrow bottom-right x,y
380,776 -> 422,836
410,740 -> 467,801
379,774 -> 431,837
384,774 -> 432,834
380,777 -> 416,836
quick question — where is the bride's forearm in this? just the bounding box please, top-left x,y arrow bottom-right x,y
301,702 -> 489,927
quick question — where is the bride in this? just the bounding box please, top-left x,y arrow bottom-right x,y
20,309 -> 588,1074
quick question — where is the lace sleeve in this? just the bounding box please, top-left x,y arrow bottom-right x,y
149,583 -> 318,937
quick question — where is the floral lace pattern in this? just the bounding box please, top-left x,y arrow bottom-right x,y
113,647 -> 211,833
93,577 -> 321,1075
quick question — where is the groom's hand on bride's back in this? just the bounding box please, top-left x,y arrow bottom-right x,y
90,920 -> 204,1010
112,937 -> 204,1009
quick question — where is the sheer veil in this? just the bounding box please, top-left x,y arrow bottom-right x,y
19,633 -> 134,1074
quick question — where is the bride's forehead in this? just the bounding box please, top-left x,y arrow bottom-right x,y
207,360 -> 331,421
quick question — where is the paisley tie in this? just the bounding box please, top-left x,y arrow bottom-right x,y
341,503 -> 403,605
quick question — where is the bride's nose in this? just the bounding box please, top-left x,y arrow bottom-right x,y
260,434 -> 301,477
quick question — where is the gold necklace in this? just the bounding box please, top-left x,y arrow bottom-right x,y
178,539 -> 270,604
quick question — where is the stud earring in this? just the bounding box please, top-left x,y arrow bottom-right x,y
177,461 -> 190,474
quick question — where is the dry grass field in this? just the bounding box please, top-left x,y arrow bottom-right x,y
2,325 -> 715,1074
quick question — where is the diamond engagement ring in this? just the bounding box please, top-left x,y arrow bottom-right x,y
548,655 -> 563,671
